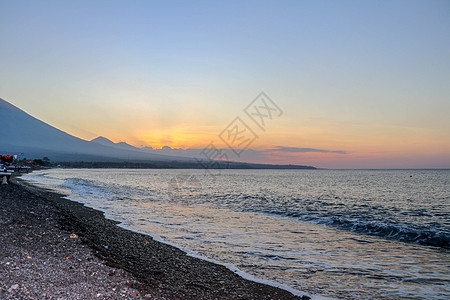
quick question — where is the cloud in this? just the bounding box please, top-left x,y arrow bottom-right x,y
268,146 -> 347,154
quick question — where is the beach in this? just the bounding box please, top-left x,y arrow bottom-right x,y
0,177 -> 305,299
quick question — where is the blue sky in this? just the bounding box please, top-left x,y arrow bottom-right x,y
1,0 -> 449,168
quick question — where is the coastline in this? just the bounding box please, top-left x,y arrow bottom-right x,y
1,176 -> 308,299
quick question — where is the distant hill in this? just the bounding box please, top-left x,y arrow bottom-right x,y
0,98 -> 315,169
91,136 -> 141,151
90,136 -> 116,147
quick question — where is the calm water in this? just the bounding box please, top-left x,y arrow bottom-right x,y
23,169 -> 450,299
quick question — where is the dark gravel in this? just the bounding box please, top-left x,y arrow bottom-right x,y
0,178 -> 308,299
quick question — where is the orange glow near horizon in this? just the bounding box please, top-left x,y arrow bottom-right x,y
133,128 -> 215,150
93,121 -> 450,169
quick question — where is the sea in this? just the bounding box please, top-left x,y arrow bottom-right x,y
22,169 -> 450,299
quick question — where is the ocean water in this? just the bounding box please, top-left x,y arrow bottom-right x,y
23,169 -> 450,299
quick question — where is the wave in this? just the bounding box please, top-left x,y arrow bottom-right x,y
333,219 -> 449,248
61,178 -> 119,202
281,211 -> 450,249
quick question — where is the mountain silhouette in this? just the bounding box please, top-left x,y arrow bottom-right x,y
91,136 -> 141,152
0,98 -> 190,162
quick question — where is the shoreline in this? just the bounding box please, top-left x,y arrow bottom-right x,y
1,176 -> 309,299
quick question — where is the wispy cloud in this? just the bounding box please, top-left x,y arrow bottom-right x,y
267,146 -> 347,154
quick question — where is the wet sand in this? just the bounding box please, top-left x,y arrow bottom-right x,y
0,178 -> 307,299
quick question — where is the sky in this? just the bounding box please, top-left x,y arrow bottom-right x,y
1,0 -> 449,168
